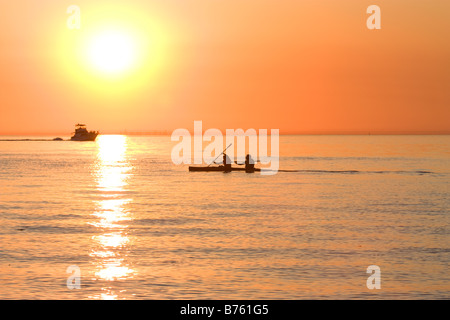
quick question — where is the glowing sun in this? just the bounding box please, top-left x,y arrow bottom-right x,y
87,30 -> 137,74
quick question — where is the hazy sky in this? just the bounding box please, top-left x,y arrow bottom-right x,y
1,0 -> 449,134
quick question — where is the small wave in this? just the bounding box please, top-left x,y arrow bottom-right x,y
132,217 -> 204,226
296,169 -> 359,174
284,156 -> 406,161
13,224 -> 96,234
270,169 -> 434,174
366,170 -> 433,174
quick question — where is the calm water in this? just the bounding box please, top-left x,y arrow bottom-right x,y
0,135 -> 449,299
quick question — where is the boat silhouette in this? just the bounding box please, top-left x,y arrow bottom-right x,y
70,124 -> 99,141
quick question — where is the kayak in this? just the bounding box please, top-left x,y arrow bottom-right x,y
189,166 -> 260,172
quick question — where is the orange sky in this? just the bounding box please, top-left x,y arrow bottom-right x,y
0,0 -> 449,135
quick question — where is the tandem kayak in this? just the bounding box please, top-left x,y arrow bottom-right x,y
189,166 -> 260,172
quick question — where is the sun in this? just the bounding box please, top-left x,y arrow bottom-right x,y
57,5 -> 173,95
87,30 -> 137,75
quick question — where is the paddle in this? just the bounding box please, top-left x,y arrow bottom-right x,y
207,143 -> 233,167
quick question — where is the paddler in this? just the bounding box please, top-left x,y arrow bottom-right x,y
215,152 -> 232,173
245,154 -> 255,173
223,153 -> 232,173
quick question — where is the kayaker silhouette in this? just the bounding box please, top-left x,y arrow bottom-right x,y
245,154 -> 255,173
234,154 -> 256,173
223,153 -> 232,173
215,152 -> 232,173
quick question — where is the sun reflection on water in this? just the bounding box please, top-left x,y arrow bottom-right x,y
89,135 -> 135,299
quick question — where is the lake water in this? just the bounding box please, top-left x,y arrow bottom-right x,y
0,135 -> 449,299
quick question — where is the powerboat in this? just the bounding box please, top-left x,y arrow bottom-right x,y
70,124 -> 99,141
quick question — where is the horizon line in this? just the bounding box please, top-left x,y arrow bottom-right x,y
1,130 -> 449,136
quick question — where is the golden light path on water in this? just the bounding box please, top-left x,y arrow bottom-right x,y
89,135 -> 135,300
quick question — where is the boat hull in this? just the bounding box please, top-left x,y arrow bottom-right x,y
70,133 -> 98,141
